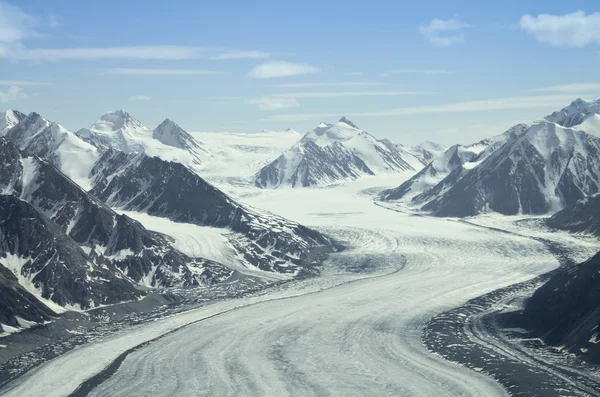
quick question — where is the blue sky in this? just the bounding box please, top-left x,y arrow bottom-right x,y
1,0 -> 600,145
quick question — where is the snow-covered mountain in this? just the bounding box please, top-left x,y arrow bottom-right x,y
420,121 -> 600,216
547,193 -> 600,237
80,110 -> 152,153
5,112 -> 100,189
406,141 -> 447,164
0,110 -> 25,136
255,117 -> 422,188
90,149 -> 340,273
380,125 -> 526,203
545,98 -> 600,128
382,98 -> 600,216
153,118 -> 206,153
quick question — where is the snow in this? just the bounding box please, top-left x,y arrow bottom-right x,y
0,110 -> 23,135
19,157 -> 39,201
2,171 -> 571,397
578,114 -> 600,136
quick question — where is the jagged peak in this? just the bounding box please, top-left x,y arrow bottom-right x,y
338,117 -> 359,129
93,110 -> 149,133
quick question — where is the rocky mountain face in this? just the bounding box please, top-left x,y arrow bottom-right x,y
80,110 -> 152,153
90,149 -> 340,273
381,99 -> 600,217
547,194 -> 600,237
152,118 -> 208,165
255,118 -> 422,188
0,194 -> 143,313
420,121 -> 600,217
519,252 -> 600,364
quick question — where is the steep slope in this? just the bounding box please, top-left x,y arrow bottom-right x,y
4,112 -> 99,189
547,194 -> 600,237
152,118 -> 208,164
90,149 -> 340,273
255,118 -> 420,188
0,194 -> 143,312
0,110 -> 25,136
0,138 -> 228,290
381,124 -> 528,204
422,121 -> 600,217
0,261 -> 57,336
545,98 -> 600,128
519,252 -> 600,364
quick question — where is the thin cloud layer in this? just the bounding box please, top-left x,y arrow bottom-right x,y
108,68 -> 223,76
268,94 -> 578,121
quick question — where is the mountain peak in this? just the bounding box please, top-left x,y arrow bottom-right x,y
545,97 -> 600,128
92,110 -> 149,135
339,117 -> 359,129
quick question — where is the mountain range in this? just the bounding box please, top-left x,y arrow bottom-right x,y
381,98 -> 600,217
0,110 -> 341,335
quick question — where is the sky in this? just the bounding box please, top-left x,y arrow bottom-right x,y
1,0 -> 600,145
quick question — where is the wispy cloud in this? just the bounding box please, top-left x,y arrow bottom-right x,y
249,61 -> 319,79
0,80 -> 50,86
267,94 -> 576,121
208,50 -> 271,60
345,72 -> 364,76
274,91 -> 426,99
248,97 -> 300,111
383,69 -> 451,76
107,68 -> 222,76
248,91 -> 427,111
533,83 -> 600,93
0,86 -> 28,103
520,11 -> 600,47
419,17 -> 471,46
270,82 -> 384,88
0,3 -> 271,62
128,94 -> 151,101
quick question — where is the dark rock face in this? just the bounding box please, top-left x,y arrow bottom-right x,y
412,123 -> 600,217
0,264 -> 57,334
520,252 -> 600,364
0,138 -> 228,290
90,150 -> 340,273
547,194 -> 600,237
0,195 -> 143,311
255,140 -> 374,188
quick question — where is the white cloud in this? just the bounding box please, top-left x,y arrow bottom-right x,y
249,97 -> 300,111
419,18 -> 471,46
383,69 -> 451,76
0,2 -> 38,44
268,94 -> 577,121
533,82 -> 600,92
208,50 -> 271,60
0,85 -> 27,103
107,68 -> 222,76
271,82 -> 384,88
520,11 -> 600,47
128,95 -> 151,101
0,80 -> 50,86
249,61 -> 319,79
